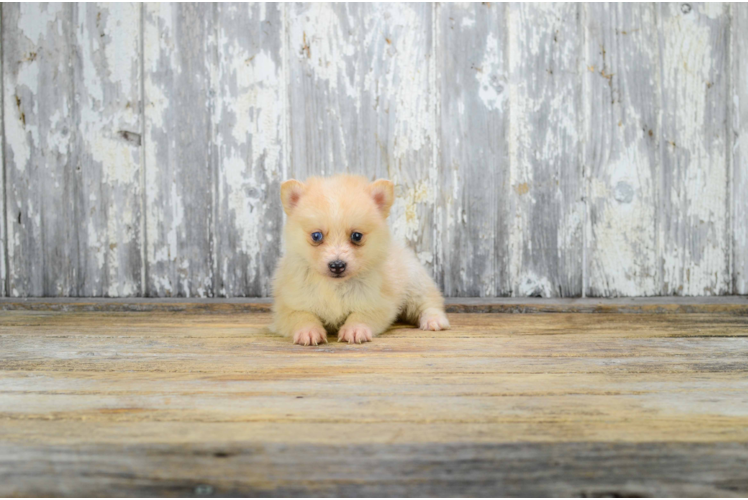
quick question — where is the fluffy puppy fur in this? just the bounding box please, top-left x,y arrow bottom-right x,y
271,175 -> 449,345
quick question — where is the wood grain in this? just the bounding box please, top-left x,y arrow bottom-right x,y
2,4 -> 143,298
507,4 -> 584,298
0,9 -> 4,298
212,3 -> 285,297
734,3 -> 748,295
1,310 -> 747,495
287,3 -> 437,273
1,3 -> 746,299
584,4 -> 660,297
74,3 -> 143,297
3,4 -> 77,296
143,3 -> 214,297
2,442 -> 748,497
436,3 -> 509,297
658,3 -> 730,296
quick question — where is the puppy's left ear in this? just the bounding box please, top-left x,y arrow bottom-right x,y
369,179 -> 395,218
280,179 -> 305,215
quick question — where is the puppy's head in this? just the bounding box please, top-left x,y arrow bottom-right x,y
280,175 -> 394,281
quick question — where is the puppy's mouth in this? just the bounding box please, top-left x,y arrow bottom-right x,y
327,271 -> 351,280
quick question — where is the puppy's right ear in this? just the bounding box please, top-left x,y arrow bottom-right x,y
280,179 -> 305,215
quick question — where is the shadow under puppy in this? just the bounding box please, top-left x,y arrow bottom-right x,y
272,175 -> 449,345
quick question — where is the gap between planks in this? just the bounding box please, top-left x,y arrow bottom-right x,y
0,296 -> 747,314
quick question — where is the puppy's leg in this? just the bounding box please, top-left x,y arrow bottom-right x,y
338,306 -> 398,344
272,305 -> 327,346
418,307 -> 450,332
404,269 -> 450,332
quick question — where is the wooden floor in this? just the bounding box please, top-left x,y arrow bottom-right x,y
1,305 -> 748,496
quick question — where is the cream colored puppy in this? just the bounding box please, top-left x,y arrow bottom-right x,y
272,175 -> 449,346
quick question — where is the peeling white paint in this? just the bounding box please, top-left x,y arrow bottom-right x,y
2,2 -> 743,298
701,3 -> 727,20
589,153 -> 658,296
584,4 -> 660,298
144,2 -> 177,296
0,117 -> 3,294
104,4 -> 139,99
660,3 -> 729,295
18,3 -> 63,43
290,3 -> 357,100
211,4 -> 286,296
517,272 -> 553,298
229,51 -> 279,146
6,53 -> 40,170
72,2 -> 143,297
46,109 -> 67,155
390,179 -> 433,245
223,156 -> 261,259
387,4 -> 433,162
374,4 -> 436,268
735,4 -> 748,294
508,3 -> 583,297
476,33 -> 505,112
461,16 -> 476,29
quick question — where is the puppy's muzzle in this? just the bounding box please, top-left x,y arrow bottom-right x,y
328,260 -> 347,277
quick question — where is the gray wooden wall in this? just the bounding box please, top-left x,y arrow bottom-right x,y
1,2 -> 747,298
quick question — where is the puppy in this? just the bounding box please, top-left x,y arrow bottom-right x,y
271,175 -> 450,345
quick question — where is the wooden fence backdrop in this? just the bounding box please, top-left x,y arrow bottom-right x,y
1,2 -> 747,298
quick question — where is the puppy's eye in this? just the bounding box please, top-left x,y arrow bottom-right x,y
311,232 -> 324,243
351,232 -> 363,243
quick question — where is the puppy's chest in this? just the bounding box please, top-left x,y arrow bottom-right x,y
305,280 -> 381,326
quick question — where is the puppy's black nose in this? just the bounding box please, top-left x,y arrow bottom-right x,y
328,260 -> 347,275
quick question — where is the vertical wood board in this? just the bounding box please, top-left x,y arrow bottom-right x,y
507,3 -> 584,297
734,3 -> 748,295
143,3 -> 214,297
73,3 -> 143,296
584,3 -> 660,297
3,3 -> 142,297
658,2 -> 730,295
0,7 -> 5,297
3,3 -> 76,296
212,3 -> 285,297
436,3 -> 509,297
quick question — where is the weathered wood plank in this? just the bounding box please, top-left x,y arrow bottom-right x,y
212,3 -> 285,297
73,3 -> 143,297
143,3 -> 214,297
734,3 -> 748,295
507,4 -> 584,298
1,3 -> 745,300
436,3 -> 509,297
3,4 -> 76,296
0,311 -> 747,443
584,4 -> 660,297
2,4 -> 142,298
287,3 -> 437,272
1,442 -> 747,497
4,329 -> 748,374
1,310 -> 748,495
659,3 -> 730,295
0,9 -> 5,298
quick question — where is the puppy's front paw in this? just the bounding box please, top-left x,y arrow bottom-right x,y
419,309 -> 450,331
338,323 -> 373,344
293,325 -> 327,346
